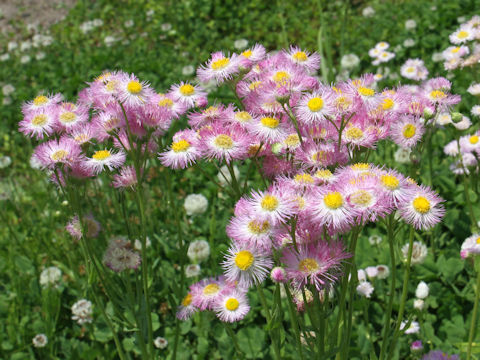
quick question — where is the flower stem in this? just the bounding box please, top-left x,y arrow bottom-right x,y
256,285 -> 282,360
283,284 -> 305,360
466,262 -> 480,360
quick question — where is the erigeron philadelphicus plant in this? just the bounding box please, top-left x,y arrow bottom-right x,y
19,41 -> 456,359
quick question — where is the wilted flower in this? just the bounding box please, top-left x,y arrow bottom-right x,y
394,147 -> 411,164
184,194 -> 209,216
362,6 -> 375,17
185,264 -> 201,278
103,237 -> 141,272
414,299 -> 425,310
376,265 -> 390,279
39,266 -> 62,287
154,336 -> 168,349
0,156 -> 12,169
401,241 -> 428,265
71,299 -> 93,324
32,334 -> 48,348
340,53 -> 360,69
187,239 -> 210,262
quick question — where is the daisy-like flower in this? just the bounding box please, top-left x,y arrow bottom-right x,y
197,51 -> 240,83
84,148 -> 126,174
159,130 -> 201,169
34,137 -> 83,169
467,83 -> 480,96
226,213 -> 275,251
190,276 -> 233,310
398,186 -> 445,230
112,166 -> 138,189
222,243 -> 273,288
449,26 -> 475,44
239,43 -> 266,64
390,116 -> 424,149
356,281 -> 374,298
376,169 -> 408,204
313,168 -> 336,185
19,107 -> 56,139
295,89 -> 335,125
199,124 -> 250,163
460,233 -> 480,259
176,292 -> 198,320
282,241 -> 350,291
22,93 -> 62,113
377,51 -> 395,63
247,188 -> 295,225
284,46 -> 321,72
213,290 -> 250,322
118,73 -> 153,107
248,115 -> 287,144
55,102 -> 89,132
71,299 -> 93,325
169,81 -> 207,108
400,59 -> 428,81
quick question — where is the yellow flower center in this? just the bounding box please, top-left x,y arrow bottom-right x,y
234,250 -> 254,270
350,190 -> 373,207
158,98 -> 174,107
476,237 -> 480,245
214,134 -> 234,149
92,150 -> 112,161
430,90 -> 446,100
33,95 -> 48,106
470,135 -> 479,144
457,30 -> 469,39
248,220 -> 270,234
172,139 -> 190,153
451,47 -> 460,53
381,175 -> 400,190
351,163 -> 369,171
358,87 -> 375,97
60,112 -> 76,124
225,298 -> 240,311
74,134 -> 89,143
345,127 -> 364,140
402,124 -> 416,139
315,169 -> 333,179
293,51 -> 308,62
32,114 -> 48,126
249,81 -> 262,90
382,98 -> 394,110
406,67 -> 415,73
211,57 -> 230,70
413,196 -> 431,214
127,80 -> 142,94
285,134 -> 300,147
179,84 -> 195,96
298,258 -> 319,273
203,283 -> 220,295
235,111 -> 252,122
307,97 -> 324,112
105,80 -> 117,92
50,149 -> 68,162
294,173 -> 314,184
261,194 -> 279,211
261,117 -> 280,129
324,192 -> 343,210
182,293 -> 192,307
95,72 -> 112,82
273,71 -> 290,83
242,49 -> 252,58
312,151 -> 327,163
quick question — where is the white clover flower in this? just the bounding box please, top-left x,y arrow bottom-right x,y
403,39 -> 415,48
217,165 -> 240,186
182,65 -> 195,76
124,20 -> 134,28
184,194 -> 208,216
0,156 -> 11,169
7,41 -> 18,51
20,41 -> 32,52
341,53 -> 360,69
187,239 -> 210,262
467,83 -> 480,96
415,281 -> 429,299
32,334 -> 48,348
2,84 -> 15,96
471,105 -> 480,117
414,298 -> 425,310
376,265 -> 390,279
401,241 -> 428,265
400,320 -> 420,334
356,281 -> 374,298
161,23 -> 172,31
154,336 -> 168,349
234,39 -> 249,50
39,266 -> 62,287
146,9 -> 155,17
362,6 -> 375,17
0,53 -> 10,61
432,52 -> 443,62
104,36 -> 117,47
20,55 -> 31,64
405,19 -> 417,30
134,236 -> 151,251
394,147 -> 411,164
36,52 -> 46,61
2,97 -> 12,105
185,264 -> 201,278
365,266 -> 378,279
368,234 -> 382,245
92,19 -> 103,27
71,299 -> 93,325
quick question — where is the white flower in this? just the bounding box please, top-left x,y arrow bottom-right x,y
376,265 -> 390,279
2,97 -> 12,105
30,154 -> 42,169
400,320 -> 420,334
415,281 -> 429,299
92,19 -> 103,27
356,281 -> 374,298
467,83 -> 480,96
432,52 -> 443,62
405,19 -> 417,30
0,156 -> 11,169
182,65 -> 195,76
217,165 -> 240,186
414,299 -> 425,310
39,266 -> 62,287
368,234 -> 382,245
0,53 -> 10,61
161,23 -> 172,31
187,239 -> 210,262
185,264 -> 201,278
36,52 -> 46,60
341,53 -> 360,69
362,6 -> 375,17
71,299 -> 93,324
184,194 -> 208,216
20,41 -> 32,52
403,39 -> 415,48
357,269 -> 367,282
2,84 -> 15,96
146,9 -> 155,17
453,116 -> 471,130
20,55 -> 31,64
458,16 -> 467,23
134,237 -> 151,251
124,20 -> 134,28
365,266 -> 378,279
472,105 -> 480,117
401,241 -> 428,265
394,147 -> 411,164
234,39 -> 249,50
32,334 -> 48,348
7,41 -> 18,51
154,336 -> 168,349
104,36 -> 117,47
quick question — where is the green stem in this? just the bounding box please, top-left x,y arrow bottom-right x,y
466,265 -> 480,360
283,284 -> 305,360
256,285 -> 282,360
224,323 -> 245,359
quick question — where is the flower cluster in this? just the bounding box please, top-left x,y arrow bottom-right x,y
442,15 -> 480,70
444,130 -> 480,175
400,59 -> 429,81
368,42 -> 395,66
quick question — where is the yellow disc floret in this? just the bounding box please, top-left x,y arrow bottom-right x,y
50,149 -> 68,161
158,98 -> 174,107
33,95 -> 48,106
60,112 -> 76,124
430,90 -> 446,100
412,196 -> 431,214
350,190 -> 373,207
358,87 -> 375,97
284,134 -> 300,147
261,117 -> 280,129
261,194 -> 279,211
172,139 -> 190,153
32,114 -> 48,126
234,250 -> 254,270
403,124 -> 416,139
92,150 -> 112,161
469,135 -> 479,144
203,283 -> 220,295
273,71 -> 290,83
381,175 -> 400,190
235,111 -> 252,123
382,98 -> 394,110
179,84 -> 195,96
307,97 -> 324,112
214,134 -> 234,149
457,30 -> 469,39
211,57 -> 230,70
298,258 -> 319,273
127,80 -> 143,94
241,50 -> 252,58
248,220 -> 270,234
324,192 -> 343,210
293,51 -> 308,62
345,127 -> 364,140
225,298 -> 239,311
182,293 -> 193,307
